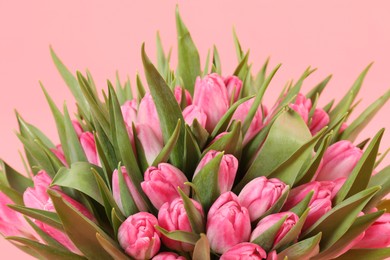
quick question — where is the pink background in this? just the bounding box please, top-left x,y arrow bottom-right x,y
1,1 -> 389,258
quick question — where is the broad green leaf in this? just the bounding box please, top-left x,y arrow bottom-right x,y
7,240 -> 42,259
142,44 -> 186,170
117,165 -> 139,216
63,105 -> 87,163
0,159 -> 33,193
175,6 -> 201,95
323,99 -> 335,113
178,187 -> 205,234
364,166 -> 390,211
34,138 -> 64,173
48,189 -> 113,259
334,248 -> 390,260
193,234 -> 210,260
334,129 -> 384,204
252,215 -> 287,251
278,233 -> 322,260
111,208 -> 124,237
0,183 -> 23,205
93,130 -> 115,185
190,119 -> 209,150
340,90 -> 390,142
302,186 -> 379,250
24,217 -> 66,250
183,125 -> 202,177
290,191 -> 314,217
96,233 -> 130,260
306,75 -> 332,102
152,120 -> 181,166
155,226 -> 199,245
52,162 -> 104,205
233,51 -> 249,79
132,123 -> 149,172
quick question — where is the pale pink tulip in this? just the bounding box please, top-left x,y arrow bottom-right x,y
136,124 -> 164,165
250,212 -> 299,246
289,93 -> 312,123
220,242 -> 267,260
80,132 -> 99,165
112,166 -> 147,213
51,144 -> 67,166
72,120 -> 83,137
193,74 -> 229,132
353,211 -> 390,248
137,93 -> 162,142
158,198 -> 204,252
315,140 -> 362,181
118,212 -> 160,259
310,108 -> 329,135
174,87 -> 192,106
183,105 -> 207,128
207,192 -> 251,254
152,252 -> 186,260
224,75 -> 243,103
238,176 -> 288,222
141,163 -> 189,209
121,99 -> 138,128
194,150 -> 238,194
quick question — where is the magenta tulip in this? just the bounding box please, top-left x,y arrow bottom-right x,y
158,198 -> 204,251
183,105 -> 207,128
315,140 -> 363,181
224,75 -> 243,103
267,250 -> 278,260
194,150 -> 238,194
152,252 -> 186,260
207,192 -> 251,254
174,87 -> 192,106
136,123 -> 164,165
118,212 -> 160,259
289,93 -> 312,123
353,211 -> 390,248
309,108 -> 329,135
137,93 -> 162,142
220,242 -> 267,260
80,132 -> 99,165
141,163 -> 189,209
193,74 -> 230,132
250,212 -> 299,246
238,176 -> 288,222
51,144 -> 67,166
112,166 -> 147,213
72,120 -> 83,137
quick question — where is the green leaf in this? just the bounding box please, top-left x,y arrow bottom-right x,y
175,6 -> 201,95
117,165 -> 139,216
63,105 -> 87,163
334,248 -> 390,260
48,189 -> 113,259
156,31 -> 169,79
111,208 -> 124,238
334,129 -> 384,204
212,45 -> 221,74
155,226 -> 199,245
136,73 -> 146,101
0,159 -> 33,193
0,183 -> 23,205
341,90 -> 390,142
306,75 -> 332,103
233,51 -> 249,79
190,119 -> 209,150
193,234 -> 210,260
232,27 -> 244,61
52,162 -> 104,205
6,236 -> 86,260
278,233 -> 322,260
178,187 -> 205,234
202,49 -> 211,77
364,166 -> 390,211
290,191 -> 314,217
96,233 -> 130,260
183,125 -> 202,177
251,215 -> 288,251
302,186 -> 379,250
152,120 -> 181,166
252,57 -> 270,92
142,44 -> 186,170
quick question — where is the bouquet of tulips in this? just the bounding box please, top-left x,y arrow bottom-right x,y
1,7 -> 390,260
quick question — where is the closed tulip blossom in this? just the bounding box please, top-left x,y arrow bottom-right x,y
158,198 -> 204,251
137,93 -> 163,142
72,120 -> 84,137
141,163 -> 189,209
112,167 -> 147,213
315,140 -> 363,181
152,252 -> 186,260
194,150 -> 238,194
121,99 -> 138,128
220,242 -> 267,260
224,75 -> 243,103
250,212 -> 299,247
309,108 -> 329,135
193,74 -> 230,132
174,87 -> 192,106
238,177 -> 288,222
79,132 -> 99,165
207,192 -> 251,254
183,105 -> 207,128
136,124 -> 164,165
51,144 -> 67,166
289,93 -> 312,123
118,212 -> 160,259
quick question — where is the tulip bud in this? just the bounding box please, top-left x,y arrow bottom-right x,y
267,250 -> 278,260
183,105 -> 207,128
220,242 -> 267,260
141,163 -> 190,209
194,150 -> 238,194
118,212 -> 160,259
80,132 -> 99,165
112,166 -> 148,213
339,122 -> 348,133
315,140 -> 363,181
224,75 -> 243,103
174,87 -> 192,107
51,144 -> 67,166
137,93 -> 162,142
72,120 -> 83,137
231,98 -> 266,145
250,212 -> 299,246
158,198 -> 204,251
353,211 -> 390,248
309,108 -> 329,135
238,177 -> 288,222
207,192 -> 251,254
136,124 -> 164,165
152,252 -> 186,260
121,99 -> 138,128
289,94 -> 312,123
193,74 -> 229,132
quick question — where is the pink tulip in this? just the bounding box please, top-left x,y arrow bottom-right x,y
207,192 -> 251,254
353,211 -> 390,248
309,108 -> 329,135
238,177 -> 288,222
80,132 -> 99,165
23,171 -> 95,253
183,105 -> 207,128
231,98 -> 266,145
315,140 -> 362,181
339,122 -> 348,133
121,99 -> 138,128
112,166 -> 147,214
72,120 -> 83,137
137,93 -> 162,142
220,242 -> 267,260
289,93 -> 312,123
174,87 -> 192,106
118,212 -> 160,259
51,144 -> 67,166
250,212 -> 299,246
136,124 -> 164,165
194,150 -> 238,194
158,198 -> 204,251
224,75 -> 243,103
141,163 -> 189,209
267,250 -> 278,260
152,252 -> 186,260
193,74 -> 230,132
283,181 -> 334,230
0,192 -> 35,238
